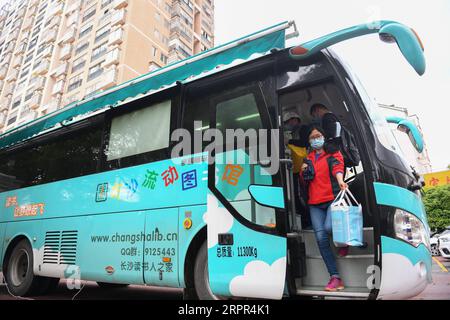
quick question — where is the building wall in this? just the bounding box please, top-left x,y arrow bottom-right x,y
0,0 -> 215,134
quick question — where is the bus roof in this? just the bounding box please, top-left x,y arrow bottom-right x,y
0,21 -> 295,151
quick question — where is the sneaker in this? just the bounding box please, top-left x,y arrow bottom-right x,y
338,246 -> 349,257
325,276 -> 345,292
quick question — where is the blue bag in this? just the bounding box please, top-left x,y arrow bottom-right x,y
329,189 -> 364,247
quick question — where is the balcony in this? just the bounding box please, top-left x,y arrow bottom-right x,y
29,93 -> 42,110
43,28 -> 58,44
60,44 -> 72,60
4,42 -> 14,55
6,68 -> 19,83
65,0 -> 81,15
47,15 -> 62,29
29,76 -> 46,89
12,55 -> 23,68
103,48 -> 120,67
100,67 -> 117,90
0,66 -> 8,80
0,97 -> 11,111
59,27 -> 77,44
41,45 -> 54,58
66,12 -> 79,26
111,9 -> 126,27
19,110 -> 38,124
0,112 -> 6,128
50,62 -> 69,78
22,17 -> 33,31
108,28 -> 123,46
49,2 -> 65,16
33,60 -> 51,75
3,84 -> 14,97
52,80 -> 65,95
41,100 -> 60,115
113,0 -> 128,10
16,42 -> 27,55
1,53 -> 12,65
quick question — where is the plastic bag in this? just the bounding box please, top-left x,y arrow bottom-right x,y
329,189 -> 364,247
287,144 -> 307,174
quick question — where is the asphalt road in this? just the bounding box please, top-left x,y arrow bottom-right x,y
0,257 -> 448,300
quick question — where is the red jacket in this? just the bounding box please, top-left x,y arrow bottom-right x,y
304,150 -> 345,205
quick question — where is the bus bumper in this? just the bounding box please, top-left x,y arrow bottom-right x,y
378,236 -> 432,300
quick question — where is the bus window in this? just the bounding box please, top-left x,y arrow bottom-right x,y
0,123 -> 102,190
212,85 -> 277,228
106,100 -> 171,161
103,100 -> 174,171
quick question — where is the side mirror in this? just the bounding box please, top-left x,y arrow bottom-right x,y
290,20 -> 426,76
386,116 -> 424,153
248,185 -> 285,209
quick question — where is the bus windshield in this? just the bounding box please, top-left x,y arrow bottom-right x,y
344,64 -> 411,170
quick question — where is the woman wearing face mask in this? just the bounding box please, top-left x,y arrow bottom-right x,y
301,126 -> 349,292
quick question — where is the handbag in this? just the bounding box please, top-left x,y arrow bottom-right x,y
329,189 -> 364,247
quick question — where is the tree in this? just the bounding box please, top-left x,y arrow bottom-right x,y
423,185 -> 450,232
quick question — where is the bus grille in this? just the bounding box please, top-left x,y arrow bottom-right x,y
43,230 -> 78,265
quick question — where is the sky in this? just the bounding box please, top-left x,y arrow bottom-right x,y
214,0 -> 450,172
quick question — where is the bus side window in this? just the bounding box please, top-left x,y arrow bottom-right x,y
0,123 -> 103,190
104,100 -> 172,169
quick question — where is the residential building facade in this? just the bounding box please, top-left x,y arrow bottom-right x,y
0,0 -> 214,133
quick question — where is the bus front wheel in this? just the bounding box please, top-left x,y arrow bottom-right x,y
194,242 -> 226,300
5,239 -> 43,297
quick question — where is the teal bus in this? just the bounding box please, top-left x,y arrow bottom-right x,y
0,20 -> 431,300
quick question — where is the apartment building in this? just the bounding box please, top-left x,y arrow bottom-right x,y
0,0 -> 214,133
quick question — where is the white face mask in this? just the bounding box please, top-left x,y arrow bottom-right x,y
310,137 -> 325,150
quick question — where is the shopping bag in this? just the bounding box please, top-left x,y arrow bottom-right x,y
329,189 -> 364,247
287,144 -> 307,174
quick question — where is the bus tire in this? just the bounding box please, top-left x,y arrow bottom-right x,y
5,239 -> 43,297
194,242 -> 223,300
97,282 -> 129,289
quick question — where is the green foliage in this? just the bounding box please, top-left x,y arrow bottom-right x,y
423,185 -> 450,231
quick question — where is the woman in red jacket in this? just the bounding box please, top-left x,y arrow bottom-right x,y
301,126 -> 349,292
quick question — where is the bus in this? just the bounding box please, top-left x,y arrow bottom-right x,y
0,20 -> 431,300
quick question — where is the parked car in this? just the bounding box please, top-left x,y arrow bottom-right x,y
430,233 -> 441,256
439,229 -> 450,259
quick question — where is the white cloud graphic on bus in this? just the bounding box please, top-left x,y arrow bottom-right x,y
229,257 -> 286,300
203,194 -> 234,249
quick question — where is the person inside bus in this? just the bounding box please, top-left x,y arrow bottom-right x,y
310,103 -> 361,169
283,111 -> 311,228
301,126 -> 349,292
310,103 -> 341,149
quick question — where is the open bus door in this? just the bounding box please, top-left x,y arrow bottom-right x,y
204,84 -> 288,300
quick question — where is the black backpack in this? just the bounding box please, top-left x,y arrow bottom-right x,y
322,113 -> 361,168
338,126 -> 361,168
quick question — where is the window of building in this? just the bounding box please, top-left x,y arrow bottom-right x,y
68,74 -> 83,92
88,62 -> 104,81
75,41 -> 89,55
79,24 -> 93,39
95,25 -> 110,43
91,42 -> 108,61
82,5 -> 97,23
72,55 -> 87,73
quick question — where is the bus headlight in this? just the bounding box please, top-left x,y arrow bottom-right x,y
394,209 -> 430,251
